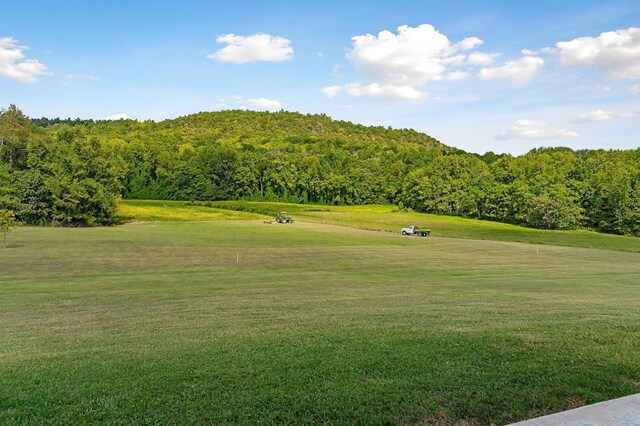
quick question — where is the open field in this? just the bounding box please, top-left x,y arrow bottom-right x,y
123,199 -> 640,253
1,207 -> 640,424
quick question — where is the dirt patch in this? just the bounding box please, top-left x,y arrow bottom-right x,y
419,415 -> 481,426
565,395 -> 587,410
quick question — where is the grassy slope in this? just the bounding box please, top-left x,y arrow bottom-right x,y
117,199 -> 266,221
1,211 -> 640,424
161,199 -> 640,253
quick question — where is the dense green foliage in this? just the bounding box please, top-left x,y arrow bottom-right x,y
0,209 -> 16,248
0,105 -> 126,226
1,104 -> 639,233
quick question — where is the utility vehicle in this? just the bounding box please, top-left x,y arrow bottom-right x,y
401,225 -> 430,237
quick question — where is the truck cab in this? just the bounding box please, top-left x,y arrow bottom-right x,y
401,225 -> 430,237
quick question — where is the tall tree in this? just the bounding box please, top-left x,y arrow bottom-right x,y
0,209 -> 16,249
0,104 -> 32,169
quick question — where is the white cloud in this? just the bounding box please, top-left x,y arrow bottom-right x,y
555,27 -> 640,79
208,33 -> 293,63
347,24 -> 478,86
455,37 -> 484,51
328,24 -> 502,101
632,84 -> 640,95
321,83 -> 426,101
572,109 -> 614,123
444,70 -> 469,81
247,97 -> 282,111
479,56 -> 544,84
572,109 -> 634,123
467,52 -> 499,66
521,47 -> 556,56
321,85 -> 342,98
103,113 -> 131,120
0,37 -> 49,83
496,119 -> 579,140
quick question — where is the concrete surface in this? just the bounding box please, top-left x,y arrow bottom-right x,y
509,393 -> 640,425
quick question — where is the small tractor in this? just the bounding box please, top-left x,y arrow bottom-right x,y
275,211 -> 294,223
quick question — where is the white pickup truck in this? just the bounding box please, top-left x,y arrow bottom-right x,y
401,225 -> 431,237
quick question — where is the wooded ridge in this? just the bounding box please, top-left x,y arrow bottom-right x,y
1,104 -> 639,235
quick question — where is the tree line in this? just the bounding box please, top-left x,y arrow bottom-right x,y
1,105 -> 639,235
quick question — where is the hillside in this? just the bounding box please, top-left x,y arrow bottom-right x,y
33,109 -> 447,151
1,105 -> 639,235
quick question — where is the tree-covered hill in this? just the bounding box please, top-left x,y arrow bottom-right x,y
1,105 -> 639,235
32,109 -> 446,151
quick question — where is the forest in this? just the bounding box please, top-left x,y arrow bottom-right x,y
1,104 -> 639,235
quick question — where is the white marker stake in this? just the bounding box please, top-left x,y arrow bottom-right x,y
237,253 -> 239,264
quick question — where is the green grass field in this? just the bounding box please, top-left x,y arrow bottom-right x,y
221,200 -> 640,253
1,201 -> 639,424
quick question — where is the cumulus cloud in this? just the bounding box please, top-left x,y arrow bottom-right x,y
455,37 -> 484,51
247,97 -> 282,111
208,33 -> 293,63
467,52 -> 499,66
479,56 -> 544,84
322,83 -> 426,101
325,24 -> 499,101
0,37 -> 49,83
572,109 -> 614,123
103,113 -> 132,120
347,24 -> 478,86
496,119 -> 579,140
321,85 -> 343,98
555,27 -> 640,79
444,70 -> 469,80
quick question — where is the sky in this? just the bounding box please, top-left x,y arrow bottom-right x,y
1,0 -> 639,155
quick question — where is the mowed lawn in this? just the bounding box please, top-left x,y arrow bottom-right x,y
1,219 -> 640,424
208,200 -> 640,253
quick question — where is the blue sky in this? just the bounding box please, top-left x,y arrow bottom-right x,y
1,0 -> 639,155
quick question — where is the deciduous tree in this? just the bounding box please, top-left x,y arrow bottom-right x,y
0,209 -> 16,249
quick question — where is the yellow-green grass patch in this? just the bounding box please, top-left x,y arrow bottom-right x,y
118,199 -> 268,221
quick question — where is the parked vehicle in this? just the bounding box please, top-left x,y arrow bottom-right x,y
401,225 -> 430,237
